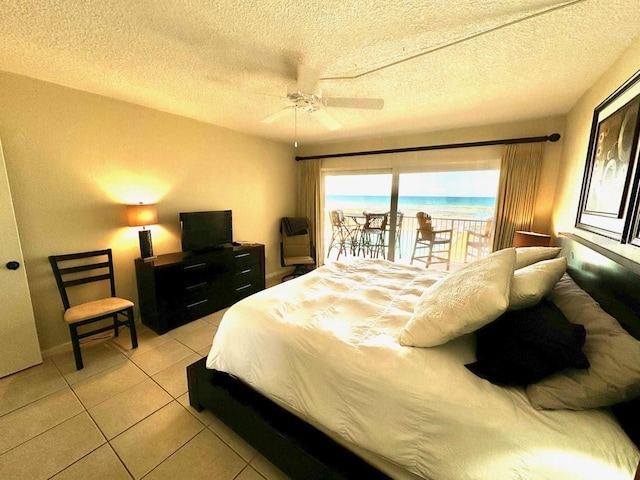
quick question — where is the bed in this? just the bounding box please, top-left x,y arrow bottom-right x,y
187,234 -> 640,479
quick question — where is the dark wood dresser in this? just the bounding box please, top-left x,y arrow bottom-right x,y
135,244 -> 265,334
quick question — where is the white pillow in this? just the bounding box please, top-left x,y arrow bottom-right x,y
526,274 -> 640,410
509,257 -> 567,310
400,248 -> 516,347
515,246 -> 561,269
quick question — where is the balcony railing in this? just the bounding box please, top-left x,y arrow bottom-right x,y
324,213 -> 491,266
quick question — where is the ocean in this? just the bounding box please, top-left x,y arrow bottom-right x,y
326,195 -> 495,219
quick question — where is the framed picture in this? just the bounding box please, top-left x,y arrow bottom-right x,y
576,71 -> 640,241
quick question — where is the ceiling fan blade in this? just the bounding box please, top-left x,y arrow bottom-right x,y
323,97 -> 384,110
260,107 -> 292,124
311,109 -> 342,131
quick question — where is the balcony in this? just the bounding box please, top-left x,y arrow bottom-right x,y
324,213 -> 492,270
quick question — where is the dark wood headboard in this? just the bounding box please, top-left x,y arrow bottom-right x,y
560,233 -> 640,340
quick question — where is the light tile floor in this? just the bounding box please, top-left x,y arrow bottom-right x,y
0,306 -> 291,480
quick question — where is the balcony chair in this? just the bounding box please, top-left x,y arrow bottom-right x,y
464,218 -> 493,263
394,211 -> 404,258
281,217 -> 316,281
358,212 -> 388,259
326,210 -> 358,260
48,249 -> 138,370
410,212 -> 453,270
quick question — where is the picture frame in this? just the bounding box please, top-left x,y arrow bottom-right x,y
576,70 -> 640,241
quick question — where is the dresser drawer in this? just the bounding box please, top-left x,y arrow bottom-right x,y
174,281 -> 209,309
234,282 -> 262,301
136,245 -> 264,334
234,263 -> 261,285
233,248 -> 260,269
169,299 -> 213,329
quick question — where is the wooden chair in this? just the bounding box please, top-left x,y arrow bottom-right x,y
358,212 -> 388,259
281,218 -> 316,281
464,218 -> 493,263
48,249 -> 138,370
326,210 -> 357,260
394,212 -> 404,258
410,212 -> 453,270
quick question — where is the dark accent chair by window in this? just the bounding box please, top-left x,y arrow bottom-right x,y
280,218 -> 316,281
48,249 -> 138,370
410,212 -> 453,270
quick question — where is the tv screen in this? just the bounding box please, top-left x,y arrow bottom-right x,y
180,210 -> 232,252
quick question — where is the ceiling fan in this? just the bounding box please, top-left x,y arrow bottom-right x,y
259,66 -> 384,139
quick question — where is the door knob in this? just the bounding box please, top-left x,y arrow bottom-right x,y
6,261 -> 20,270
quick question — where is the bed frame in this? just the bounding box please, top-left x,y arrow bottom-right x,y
187,233 -> 640,479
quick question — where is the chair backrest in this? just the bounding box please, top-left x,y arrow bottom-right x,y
484,217 -> 494,237
363,212 -> 388,231
281,219 -> 313,260
329,210 -> 345,228
416,212 -> 434,239
49,249 -> 116,310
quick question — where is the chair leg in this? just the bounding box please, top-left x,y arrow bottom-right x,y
427,243 -> 434,268
327,230 -> 338,258
69,324 -> 83,370
113,314 -> 119,337
336,230 -> 346,260
410,232 -> 419,265
127,307 -> 138,349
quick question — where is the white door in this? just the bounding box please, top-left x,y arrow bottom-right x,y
0,138 -> 42,378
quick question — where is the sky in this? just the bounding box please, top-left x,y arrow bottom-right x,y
325,170 -> 500,197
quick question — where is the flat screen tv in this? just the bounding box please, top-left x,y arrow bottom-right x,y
180,210 -> 232,252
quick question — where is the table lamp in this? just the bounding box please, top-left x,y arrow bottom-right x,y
127,203 -> 158,259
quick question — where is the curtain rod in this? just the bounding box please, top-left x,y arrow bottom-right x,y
294,133 -> 561,161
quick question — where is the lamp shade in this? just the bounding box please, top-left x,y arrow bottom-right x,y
126,204 -> 158,227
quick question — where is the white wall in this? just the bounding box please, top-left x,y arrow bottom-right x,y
552,36 -> 640,264
0,71 -> 297,352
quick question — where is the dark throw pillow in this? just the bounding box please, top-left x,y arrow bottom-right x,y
465,300 -> 589,386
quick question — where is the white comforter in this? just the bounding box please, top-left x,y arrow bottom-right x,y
207,259 -> 639,480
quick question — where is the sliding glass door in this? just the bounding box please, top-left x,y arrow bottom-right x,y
396,171 -> 499,266
323,166 -> 499,269
324,172 -> 392,261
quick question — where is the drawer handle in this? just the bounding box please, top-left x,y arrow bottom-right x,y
186,282 -> 207,290
187,299 -> 208,309
238,269 -> 251,275
236,284 -> 252,291
183,263 -> 207,270
235,253 -> 250,258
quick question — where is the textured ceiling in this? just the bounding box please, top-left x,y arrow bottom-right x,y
0,0 -> 639,145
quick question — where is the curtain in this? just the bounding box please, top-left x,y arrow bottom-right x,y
492,143 -> 544,251
296,159 -> 322,265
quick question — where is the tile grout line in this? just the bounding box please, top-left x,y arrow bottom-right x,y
49,357 -> 116,479
2,311 -> 266,480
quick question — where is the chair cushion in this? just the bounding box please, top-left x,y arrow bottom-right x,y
284,255 -> 315,266
64,297 -> 134,324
